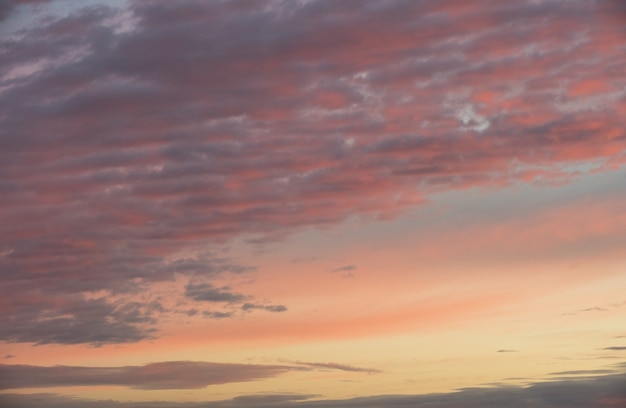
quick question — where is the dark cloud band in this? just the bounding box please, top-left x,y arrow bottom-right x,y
1,371 -> 624,408
0,361 -> 292,390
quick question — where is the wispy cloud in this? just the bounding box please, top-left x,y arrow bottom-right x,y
241,303 -> 288,313
330,265 -> 357,273
291,360 -> 382,374
0,297 -> 162,346
0,361 -> 294,390
185,283 -> 248,303
1,372 -> 624,408
0,358 -> 382,391
548,369 -> 617,376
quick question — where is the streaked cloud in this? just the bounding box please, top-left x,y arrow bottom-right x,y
0,358 -> 381,391
331,265 -> 357,273
292,360 -> 382,374
0,361 -> 294,390
2,0 -> 624,346
548,369 -> 617,376
241,303 -> 288,313
0,297 -> 162,345
1,372 -> 624,408
185,283 -> 248,303
202,310 -> 234,319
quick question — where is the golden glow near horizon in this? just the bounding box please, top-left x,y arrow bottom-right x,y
3,174 -> 625,403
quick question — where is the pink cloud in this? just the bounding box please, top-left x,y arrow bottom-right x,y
0,0 -> 624,345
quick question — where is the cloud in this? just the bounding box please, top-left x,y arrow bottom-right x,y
228,394 -> 318,405
1,372 -> 625,408
185,282 -> 248,303
0,2 -> 15,23
0,246 -> 258,345
0,361 -> 294,390
548,369 -> 617,376
0,0 -> 55,24
1,0 -> 625,345
330,265 -> 357,273
565,300 -> 626,316
202,310 -> 234,319
241,303 -> 288,313
0,296 -> 161,345
292,360 -> 381,374
183,283 -> 288,316
0,358 -> 381,391
497,349 -> 518,353
0,393 -> 319,408
581,307 -> 608,312
603,347 -> 626,351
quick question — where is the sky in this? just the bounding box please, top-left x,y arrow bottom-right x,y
1,0 -> 625,406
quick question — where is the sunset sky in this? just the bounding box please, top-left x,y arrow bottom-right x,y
1,0 -> 625,407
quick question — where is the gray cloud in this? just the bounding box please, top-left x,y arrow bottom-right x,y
0,248 -> 258,345
0,361 -> 293,390
604,347 -> 626,351
0,392 -> 320,408
292,360 -> 381,374
264,304 -> 288,313
1,372 -> 625,408
241,303 -> 288,313
565,300 -> 626,316
0,2 -> 15,23
184,283 -> 288,317
581,307 -> 608,312
185,283 -> 248,303
330,265 -> 356,273
202,311 -> 234,319
548,369 -> 617,376
228,393 -> 318,405
0,296 -> 161,345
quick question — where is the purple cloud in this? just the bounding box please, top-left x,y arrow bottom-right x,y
1,0 -> 625,345
0,371 -> 625,408
292,360 -> 382,374
0,361 -> 293,390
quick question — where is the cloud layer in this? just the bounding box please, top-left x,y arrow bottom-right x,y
0,359 -> 381,390
1,0 -> 625,345
0,361 -> 293,390
291,360 -> 381,374
1,372 -> 625,408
